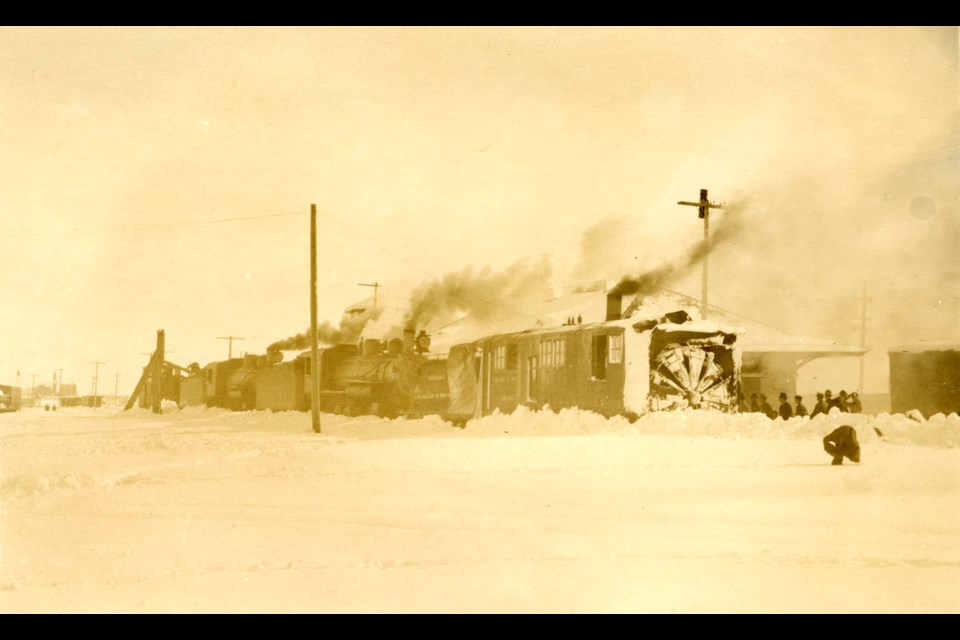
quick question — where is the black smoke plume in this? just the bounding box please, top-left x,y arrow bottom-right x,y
608,201 -> 745,298
403,256 -> 552,330
267,305 -> 383,351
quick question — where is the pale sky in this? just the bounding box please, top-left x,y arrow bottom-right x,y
1,26 -> 957,396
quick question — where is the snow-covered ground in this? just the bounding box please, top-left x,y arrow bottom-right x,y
2,405 -> 959,613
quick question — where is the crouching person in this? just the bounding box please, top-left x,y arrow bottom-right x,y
823,425 -> 861,465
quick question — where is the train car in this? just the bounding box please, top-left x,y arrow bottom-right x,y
179,353 -> 281,411
0,385 -> 22,412
254,355 -> 309,411
447,294 -> 741,421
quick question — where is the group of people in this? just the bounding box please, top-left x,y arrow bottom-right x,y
741,389 -> 863,420
738,391 -> 864,465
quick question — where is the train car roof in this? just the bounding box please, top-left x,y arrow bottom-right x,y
465,312 -> 740,345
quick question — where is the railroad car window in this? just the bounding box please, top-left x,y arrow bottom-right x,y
609,334 -> 623,364
540,338 -> 565,368
592,335 -> 608,380
495,344 -> 519,370
506,344 -> 518,369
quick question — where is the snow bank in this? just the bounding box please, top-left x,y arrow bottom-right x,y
5,404 -> 958,451
461,405 -> 960,448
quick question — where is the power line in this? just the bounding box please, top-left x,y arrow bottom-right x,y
658,286 -> 795,335
6,205 -> 439,281
316,211 -> 437,279
7,211 -> 303,238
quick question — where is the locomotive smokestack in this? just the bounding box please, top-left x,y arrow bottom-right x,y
606,292 -> 623,321
403,327 -> 415,353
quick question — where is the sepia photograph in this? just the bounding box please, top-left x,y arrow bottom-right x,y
1,26 -> 958,613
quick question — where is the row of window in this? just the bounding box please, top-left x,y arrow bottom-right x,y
540,339 -> 565,367
492,334 -> 623,371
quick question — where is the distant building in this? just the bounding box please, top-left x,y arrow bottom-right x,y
0,385 -> 22,412
733,322 -> 866,402
34,382 -> 77,397
888,344 -> 960,418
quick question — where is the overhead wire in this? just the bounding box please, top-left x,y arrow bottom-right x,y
5,206 -> 439,280
6,211 -> 304,238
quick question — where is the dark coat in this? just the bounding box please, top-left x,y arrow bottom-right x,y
795,402 -> 808,417
828,398 -> 848,413
779,401 -> 793,420
761,402 -> 776,419
823,425 -> 860,465
810,400 -> 829,418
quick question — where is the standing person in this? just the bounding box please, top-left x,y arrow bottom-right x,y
759,394 -> 776,419
794,395 -> 808,418
848,391 -> 863,414
750,393 -> 760,413
824,390 -> 834,412
822,425 -> 861,465
810,392 -> 828,418
834,390 -> 850,413
778,392 -> 793,420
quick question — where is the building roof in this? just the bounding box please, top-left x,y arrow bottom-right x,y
888,342 -> 960,354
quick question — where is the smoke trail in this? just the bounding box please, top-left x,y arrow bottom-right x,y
267,305 -> 383,351
403,256 -> 553,330
608,201 -> 745,298
570,214 -> 632,284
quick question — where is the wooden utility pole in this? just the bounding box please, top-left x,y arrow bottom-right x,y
678,188 -> 724,320
217,335 -> 245,359
90,361 -> 104,408
152,330 -> 164,414
56,369 -> 66,396
358,282 -> 380,307
115,371 -> 120,406
310,204 -> 321,433
858,281 -> 869,393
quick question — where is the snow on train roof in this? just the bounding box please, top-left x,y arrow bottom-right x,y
459,291 -> 743,344
426,289 -> 747,350
387,287 -> 861,356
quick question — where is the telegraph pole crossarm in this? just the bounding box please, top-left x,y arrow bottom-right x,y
678,188 -> 724,320
358,282 -> 380,308
217,336 -> 245,359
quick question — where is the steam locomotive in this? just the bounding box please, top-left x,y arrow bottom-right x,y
179,328 -> 452,419
175,293 -> 742,422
